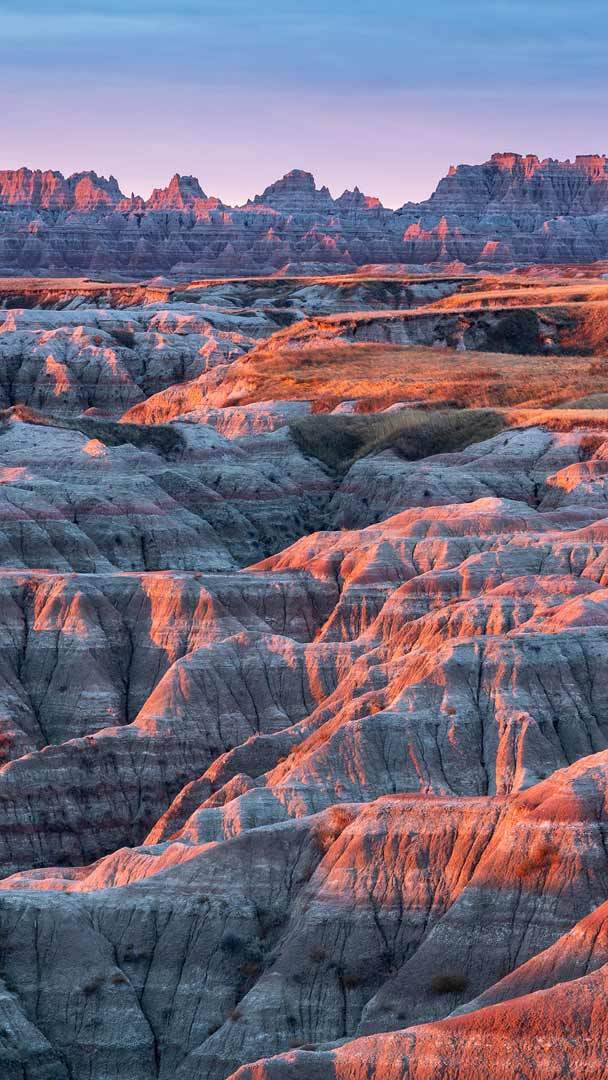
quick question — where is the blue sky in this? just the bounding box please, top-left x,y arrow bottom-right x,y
1,1 -> 607,206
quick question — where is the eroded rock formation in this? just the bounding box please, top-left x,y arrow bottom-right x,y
4,154 -> 608,276
0,271 -> 606,1077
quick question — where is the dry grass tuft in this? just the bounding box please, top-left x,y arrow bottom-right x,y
0,404 -> 184,457
309,946 -> 328,964
507,407 -> 608,433
110,327 -> 136,349
515,840 -> 560,879
290,407 -> 505,471
239,961 -> 262,978
560,393 -> 608,409
429,973 -> 469,995
222,337 -> 608,416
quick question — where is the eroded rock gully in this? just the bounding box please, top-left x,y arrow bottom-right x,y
0,272 -> 607,1078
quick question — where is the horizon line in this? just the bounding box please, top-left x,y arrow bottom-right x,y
3,151 -> 608,210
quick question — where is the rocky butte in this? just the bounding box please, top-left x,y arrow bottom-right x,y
3,153 -> 608,276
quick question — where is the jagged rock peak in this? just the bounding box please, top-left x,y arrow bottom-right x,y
335,185 -> 384,210
145,173 -> 209,210
400,150 -> 608,216
0,167 -> 125,210
254,169 -> 334,210
68,171 -> 125,209
7,153 -> 608,273
487,151 -> 608,177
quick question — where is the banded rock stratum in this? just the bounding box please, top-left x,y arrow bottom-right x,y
0,270 -> 607,1077
5,154 -> 608,276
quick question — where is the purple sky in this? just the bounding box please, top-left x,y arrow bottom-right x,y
1,1 -> 607,208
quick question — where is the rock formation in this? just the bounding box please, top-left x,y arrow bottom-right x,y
3,154 -> 608,276
0,168 -> 123,210
0,272 -> 606,1076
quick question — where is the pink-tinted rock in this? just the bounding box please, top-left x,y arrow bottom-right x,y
3,155 -> 608,274
0,272 -> 606,1079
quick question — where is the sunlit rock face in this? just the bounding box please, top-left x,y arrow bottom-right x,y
0,167 -> 124,210
395,152 -> 608,266
0,305 -> 262,415
0,272 -> 607,1077
4,154 -> 608,275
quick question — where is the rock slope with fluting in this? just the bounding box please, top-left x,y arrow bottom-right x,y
0,271 -> 608,1077
5,154 -> 608,276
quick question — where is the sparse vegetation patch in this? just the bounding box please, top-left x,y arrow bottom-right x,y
0,405 -> 185,457
290,407 -> 505,470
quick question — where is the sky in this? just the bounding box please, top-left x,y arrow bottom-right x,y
1,0 -> 608,208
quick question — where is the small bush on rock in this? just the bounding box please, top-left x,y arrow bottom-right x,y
309,945 -> 328,963
83,975 -> 105,996
290,407 -> 505,471
430,973 -> 469,995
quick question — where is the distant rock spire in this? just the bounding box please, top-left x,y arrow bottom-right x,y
253,169 -> 334,210
145,174 -> 208,210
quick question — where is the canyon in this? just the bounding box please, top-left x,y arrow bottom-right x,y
4,154 -> 608,277
0,267 -> 608,1078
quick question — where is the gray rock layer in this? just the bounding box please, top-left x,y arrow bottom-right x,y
0,276 -> 606,1079
4,154 -> 608,275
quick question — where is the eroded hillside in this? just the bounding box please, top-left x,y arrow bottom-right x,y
0,271 -> 607,1078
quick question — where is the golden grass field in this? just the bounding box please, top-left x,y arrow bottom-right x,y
231,341 -> 608,413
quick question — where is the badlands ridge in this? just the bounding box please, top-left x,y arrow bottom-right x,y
0,270 -> 607,1075
5,153 -> 608,275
